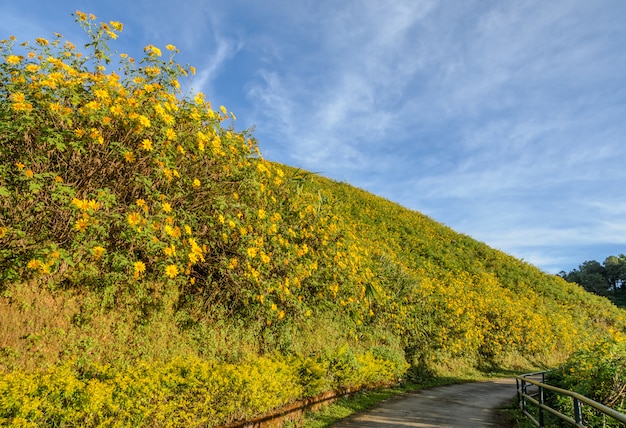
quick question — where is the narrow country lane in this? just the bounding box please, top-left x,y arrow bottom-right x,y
332,378 -> 518,427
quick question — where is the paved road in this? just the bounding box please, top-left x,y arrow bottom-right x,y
332,378 -> 518,427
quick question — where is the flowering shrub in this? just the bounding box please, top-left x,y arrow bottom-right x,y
0,12 -> 369,325
0,350 -> 407,427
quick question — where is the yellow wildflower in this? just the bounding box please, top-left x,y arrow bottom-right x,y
140,138 -> 153,151
127,212 -> 142,227
11,92 -> 25,103
166,44 -> 177,51
27,259 -> 41,270
55,176 -> 63,183
124,151 -> 135,163
94,88 -> 108,99
133,261 -> 146,278
194,92 -> 205,105
87,199 -> 100,211
0,227 -> 7,239
5,55 -> 22,65
247,247 -> 258,258
15,162 -> 25,170
110,104 -> 123,116
91,246 -> 106,259
144,45 -> 162,57
74,216 -> 89,232
24,169 -> 34,178
137,115 -> 151,128
109,21 -> 123,31
164,245 -> 176,257
165,264 -> 179,278
192,178 -> 201,188
161,202 -> 172,213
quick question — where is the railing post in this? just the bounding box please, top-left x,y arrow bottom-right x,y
539,384 -> 545,427
520,379 -> 527,413
573,397 -> 583,426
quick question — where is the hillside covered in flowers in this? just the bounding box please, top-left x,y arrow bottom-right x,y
1,12 -> 624,426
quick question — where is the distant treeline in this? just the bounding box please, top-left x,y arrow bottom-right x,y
559,254 -> 626,307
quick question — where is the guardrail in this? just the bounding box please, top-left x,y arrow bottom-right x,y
516,372 -> 626,427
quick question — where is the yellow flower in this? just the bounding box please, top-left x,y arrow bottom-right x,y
194,92 -> 205,105
165,128 -> 176,140
165,264 -> 179,278
124,151 -> 135,163
87,200 -> 100,211
133,261 -> 146,278
91,246 -> 106,259
0,227 -> 7,239
24,169 -> 34,178
247,247 -> 258,258
136,198 -> 146,208
74,216 -> 89,232
144,45 -> 162,57
11,92 -> 25,103
5,55 -> 22,65
15,162 -> 25,170
258,209 -> 266,219
55,176 -> 63,183
161,202 -> 172,213
192,178 -> 201,188
166,44 -> 177,51
94,88 -> 108,99
27,259 -> 41,270
140,138 -> 153,151
164,245 -> 176,257
138,115 -> 151,128
109,20 -> 123,31
110,104 -> 123,116
127,212 -> 142,227
164,225 -> 176,237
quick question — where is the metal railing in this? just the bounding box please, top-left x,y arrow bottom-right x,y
516,372 -> 626,427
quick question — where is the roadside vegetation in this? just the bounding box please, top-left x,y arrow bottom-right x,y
1,12 -> 624,427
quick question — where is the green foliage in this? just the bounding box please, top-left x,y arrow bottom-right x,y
547,337 -> 626,426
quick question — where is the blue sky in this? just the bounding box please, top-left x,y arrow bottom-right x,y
2,0 -> 626,274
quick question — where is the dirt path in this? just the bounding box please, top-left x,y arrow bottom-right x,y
332,378 -> 518,427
